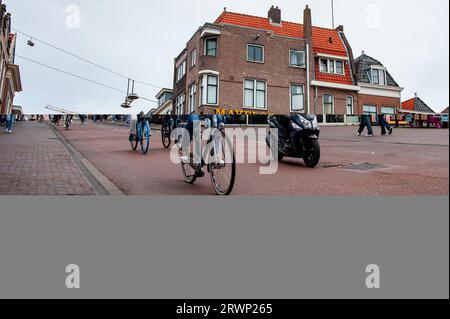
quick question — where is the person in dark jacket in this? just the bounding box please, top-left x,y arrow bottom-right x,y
356,114 -> 374,137
378,114 -> 394,135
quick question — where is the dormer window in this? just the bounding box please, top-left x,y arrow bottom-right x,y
319,58 -> 345,75
367,66 -> 387,85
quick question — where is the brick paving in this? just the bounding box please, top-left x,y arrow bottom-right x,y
55,121 -> 448,196
0,121 -> 95,195
1,120 -> 448,196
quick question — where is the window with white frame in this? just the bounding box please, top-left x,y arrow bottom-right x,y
205,38 -> 217,57
176,94 -> 185,115
201,75 -> 218,105
381,106 -> 395,122
247,44 -> 264,63
319,59 -> 328,73
244,79 -> 267,110
323,94 -> 334,114
381,107 -> 395,115
372,69 -> 380,84
335,61 -> 344,75
188,83 -> 197,113
290,84 -> 305,112
176,60 -> 186,82
367,67 -> 387,85
363,105 -> 377,115
346,96 -> 354,115
329,60 -> 335,73
191,49 -> 197,67
289,50 -> 305,68
319,58 -> 345,75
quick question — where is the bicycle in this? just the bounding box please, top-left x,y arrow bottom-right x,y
130,115 -> 151,154
161,116 -> 175,149
177,120 -> 236,196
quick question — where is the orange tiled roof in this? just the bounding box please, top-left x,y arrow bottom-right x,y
401,98 -> 416,111
314,60 -> 354,85
215,11 -> 348,57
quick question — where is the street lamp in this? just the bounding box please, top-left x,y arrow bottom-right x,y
27,38 -> 35,47
121,101 -> 131,109
126,79 -> 139,101
121,79 -> 139,109
127,92 -> 139,101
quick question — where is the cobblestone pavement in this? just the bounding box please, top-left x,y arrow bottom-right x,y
0,121 -> 95,195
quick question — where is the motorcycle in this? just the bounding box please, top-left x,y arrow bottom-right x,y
266,114 -> 321,168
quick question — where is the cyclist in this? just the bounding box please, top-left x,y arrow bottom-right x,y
79,114 -> 86,125
64,114 -> 73,129
179,112 -> 201,172
180,112 -> 227,173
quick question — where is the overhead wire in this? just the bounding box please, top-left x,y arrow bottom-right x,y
15,55 -> 158,104
12,28 -> 165,90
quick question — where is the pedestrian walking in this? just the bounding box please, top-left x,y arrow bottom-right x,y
356,114 -> 374,137
4,114 -> 15,133
378,114 -> 394,135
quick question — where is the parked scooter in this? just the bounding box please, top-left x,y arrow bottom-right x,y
266,114 -> 321,168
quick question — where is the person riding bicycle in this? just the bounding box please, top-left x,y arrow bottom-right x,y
129,111 -> 148,141
179,112 -> 226,173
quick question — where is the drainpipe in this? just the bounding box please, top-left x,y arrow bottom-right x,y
306,43 -> 311,115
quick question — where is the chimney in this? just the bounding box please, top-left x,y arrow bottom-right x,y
268,6 -> 281,25
303,5 -> 312,44
303,5 -> 314,114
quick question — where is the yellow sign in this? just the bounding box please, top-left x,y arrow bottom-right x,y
215,108 -> 271,116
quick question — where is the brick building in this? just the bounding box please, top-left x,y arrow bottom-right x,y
0,1 -> 22,115
354,52 -> 403,123
172,5 -> 402,123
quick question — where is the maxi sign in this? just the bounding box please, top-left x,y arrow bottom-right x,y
215,108 -> 272,116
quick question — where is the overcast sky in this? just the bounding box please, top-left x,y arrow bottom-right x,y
6,0 -> 450,114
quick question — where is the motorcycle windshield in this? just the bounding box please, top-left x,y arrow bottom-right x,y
290,115 -> 304,128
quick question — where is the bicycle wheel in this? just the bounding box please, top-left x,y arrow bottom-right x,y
130,135 -> 138,151
131,124 -> 139,152
140,121 -> 150,154
208,131 -> 236,196
161,127 -> 171,149
181,156 -> 198,184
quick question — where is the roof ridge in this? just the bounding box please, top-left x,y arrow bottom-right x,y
402,97 -> 416,104
355,53 -> 383,65
216,11 -> 339,32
